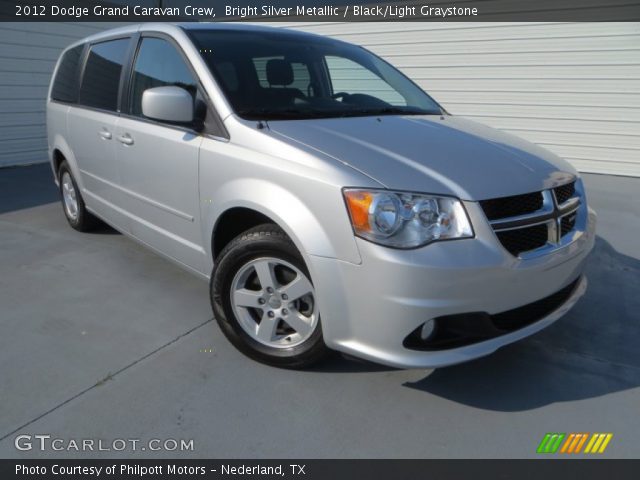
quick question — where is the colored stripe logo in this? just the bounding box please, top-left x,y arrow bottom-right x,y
584,433 -> 613,454
537,433 -> 565,453
537,433 -> 613,454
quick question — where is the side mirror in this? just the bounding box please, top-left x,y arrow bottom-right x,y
141,86 -> 194,123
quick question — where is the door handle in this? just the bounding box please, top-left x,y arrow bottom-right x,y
98,130 -> 112,140
117,134 -> 134,146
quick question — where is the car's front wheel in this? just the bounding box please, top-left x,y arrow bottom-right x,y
211,224 -> 328,368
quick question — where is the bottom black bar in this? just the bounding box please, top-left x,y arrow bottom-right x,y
1,459 -> 639,480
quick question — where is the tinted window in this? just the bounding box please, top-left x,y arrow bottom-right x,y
51,45 -> 83,103
253,56 -> 311,93
189,30 -> 442,121
79,38 -> 130,111
130,37 -> 197,117
325,56 -> 405,106
215,61 -> 239,93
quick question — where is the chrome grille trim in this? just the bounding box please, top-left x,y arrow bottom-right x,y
490,190 -> 555,231
481,179 -> 585,258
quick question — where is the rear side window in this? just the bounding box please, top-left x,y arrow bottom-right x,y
51,45 -> 83,103
79,38 -> 130,112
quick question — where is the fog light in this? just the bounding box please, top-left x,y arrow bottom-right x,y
420,319 -> 437,341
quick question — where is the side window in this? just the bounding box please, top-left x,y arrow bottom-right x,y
51,45 -> 83,103
325,55 -> 406,106
253,56 -> 311,93
130,37 -> 198,117
78,38 -> 130,111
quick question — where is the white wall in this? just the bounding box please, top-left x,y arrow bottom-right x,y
271,22 -> 640,177
1,21 -> 639,176
0,22 -> 124,167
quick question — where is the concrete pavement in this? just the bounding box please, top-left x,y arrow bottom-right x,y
0,164 -> 638,458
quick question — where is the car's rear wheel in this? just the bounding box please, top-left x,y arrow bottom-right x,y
211,223 -> 329,368
58,161 -> 98,232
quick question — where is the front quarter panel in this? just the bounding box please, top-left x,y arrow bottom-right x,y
199,119 -> 379,274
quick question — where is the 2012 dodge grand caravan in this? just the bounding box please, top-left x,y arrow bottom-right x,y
47,23 -> 596,369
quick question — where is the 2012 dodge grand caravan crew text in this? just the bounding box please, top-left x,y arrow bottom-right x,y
47,23 -> 596,369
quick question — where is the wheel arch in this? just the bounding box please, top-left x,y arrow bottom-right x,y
49,135 -> 82,189
52,149 -> 66,177
204,178 -> 362,268
211,207 -> 274,261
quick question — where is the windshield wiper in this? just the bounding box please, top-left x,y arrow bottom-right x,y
236,108 -> 334,120
237,106 -> 441,121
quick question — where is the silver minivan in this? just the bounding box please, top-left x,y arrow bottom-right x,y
47,23 -> 596,369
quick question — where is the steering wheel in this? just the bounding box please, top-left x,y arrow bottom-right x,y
331,92 -> 351,102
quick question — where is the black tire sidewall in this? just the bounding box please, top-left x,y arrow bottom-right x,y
211,227 -> 326,367
58,161 -> 92,231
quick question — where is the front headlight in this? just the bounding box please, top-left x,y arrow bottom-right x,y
343,189 -> 473,248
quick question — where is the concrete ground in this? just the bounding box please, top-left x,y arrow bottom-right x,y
0,164 -> 638,459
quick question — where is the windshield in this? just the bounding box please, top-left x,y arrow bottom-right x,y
187,29 -> 443,120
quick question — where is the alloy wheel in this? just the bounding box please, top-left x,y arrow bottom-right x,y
230,257 -> 318,348
61,172 -> 79,221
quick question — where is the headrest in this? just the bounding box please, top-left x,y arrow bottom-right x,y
266,59 -> 293,86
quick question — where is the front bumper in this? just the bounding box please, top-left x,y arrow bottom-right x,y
308,202 -> 596,369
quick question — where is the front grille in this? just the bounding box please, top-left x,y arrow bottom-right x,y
495,224 -> 548,256
481,180 -> 580,257
561,212 -> 577,237
492,278 -> 580,330
554,181 -> 576,204
479,191 -> 543,221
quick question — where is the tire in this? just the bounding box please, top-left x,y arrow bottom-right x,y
58,160 -> 99,232
211,223 -> 329,368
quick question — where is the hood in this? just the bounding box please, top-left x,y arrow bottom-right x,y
267,115 -> 577,200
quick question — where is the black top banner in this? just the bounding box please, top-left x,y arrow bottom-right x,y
1,0 -> 640,21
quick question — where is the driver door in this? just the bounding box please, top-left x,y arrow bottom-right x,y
115,35 -> 205,273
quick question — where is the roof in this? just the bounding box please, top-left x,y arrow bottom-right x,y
62,22 -> 328,52
179,22 -> 326,41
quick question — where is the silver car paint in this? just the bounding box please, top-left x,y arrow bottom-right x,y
47,23 -> 596,368
267,115 -> 579,200
311,197 -> 595,368
141,86 -> 195,123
